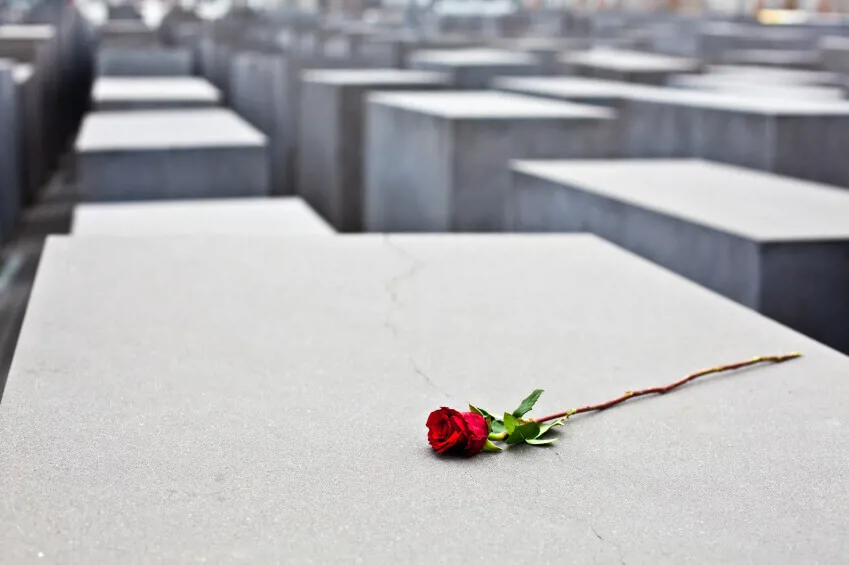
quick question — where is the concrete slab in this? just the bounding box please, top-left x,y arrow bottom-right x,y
228,49 -> 380,196
511,159 -> 849,353
492,75 -> 652,108
96,46 -> 193,76
491,36 -> 592,73
74,108 -> 269,201
0,60 -> 20,241
558,48 -> 702,85
496,77 -> 849,183
820,36 -> 849,75
71,197 -> 334,235
704,64 -> 842,87
361,32 -> 482,68
97,20 -> 158,48
1,234 -> 848,562
364,91 -> 615,232
92,76 -> 221,110
666,74 -> 844,101
718,49 -> 820,70
408,48 -> 545,89
618,89 -> 849,186
298,69 -> 450,232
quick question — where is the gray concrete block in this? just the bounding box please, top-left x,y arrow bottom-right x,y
0,61 -> 20,241
704,64 -> 842,87
96,20 -> 158,48
510,159 -> 849,353
92,77 -> 221,111
408,48 -> 546,89
13,62 -> 42,204
819,36 -> 849,75
492,75 -> 648,109
71,197 -> 334,235
74,108 -> 269,201
718,49 -> 820,70
298,69 -> 449,233
698,22 -> 815,60
558,48 -> 703,85
496,78 -> 849,185
491,36 -> 592,73
620,90 -> 849,186
666,74 -> 844,101
1,233 -> 848,562
96,46 -> 193,76
361,32 -> 482,69
364,91 -> 616,232
228,49 -> 370,196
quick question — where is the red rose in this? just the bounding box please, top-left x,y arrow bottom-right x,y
426,407 -> 488,456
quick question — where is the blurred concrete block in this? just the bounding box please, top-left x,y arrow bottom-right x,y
298,69 -> 449,232
820,36 -> 849,75
511,159 -> 849,353
559,48 -> 702,85
96,46 -> 193,76
72,197 -> 334,235
667,74 -> 844,101
74,108 -> 269,201
97,20 -> 158,48
718,49 -> 820,70
92,77 -> 221,110
0,61 -> 20,241
409,48 -> 545,89
364,91 -> 615,232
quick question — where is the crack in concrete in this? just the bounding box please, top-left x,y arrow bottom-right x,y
383,237 -> 450,400
589,524 -> 626,565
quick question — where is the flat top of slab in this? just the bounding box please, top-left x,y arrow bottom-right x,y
92,77 -> 221,103
75,108 -> 266,151
559,48 -> 701,72
512,159 -> 849,241
409,47 -> 537,66
0,24 -> 55,40
708,64 -> 841,86
13,63 -> 32,83
493,75 -> 649,99
667,74 -> 844,100
301,68 -> 449,86
367,90 -> 615,119
629,85 -> 849,115
1,234 -> 847,563
72,197 -> 334,235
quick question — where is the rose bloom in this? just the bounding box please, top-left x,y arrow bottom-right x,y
426,407 -> 488,456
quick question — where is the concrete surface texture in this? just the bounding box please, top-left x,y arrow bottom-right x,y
0,235 -> 847,563
408,48 -> 545,88
510,159 -> 849,353
92,76 -> 222,110
74,108 -> 269,200
298,69 -> 450,232
96,46 -> 193,76
71,197 -> 334,235
364,91 -> 615,232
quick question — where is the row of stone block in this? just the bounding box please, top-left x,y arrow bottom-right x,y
0,12 -> 94,240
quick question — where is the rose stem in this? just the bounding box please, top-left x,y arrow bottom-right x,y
533,352 -> 802,424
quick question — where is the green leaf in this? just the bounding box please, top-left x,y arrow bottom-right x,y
526,437 -> 558,446
481,439 -> 503,453
468,404 -> 495,420
503,413 -> 519,434
506,421 -> 541,445
537,417 -> 567,438
512,389 -> 545,418
490,419 -> 506,434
